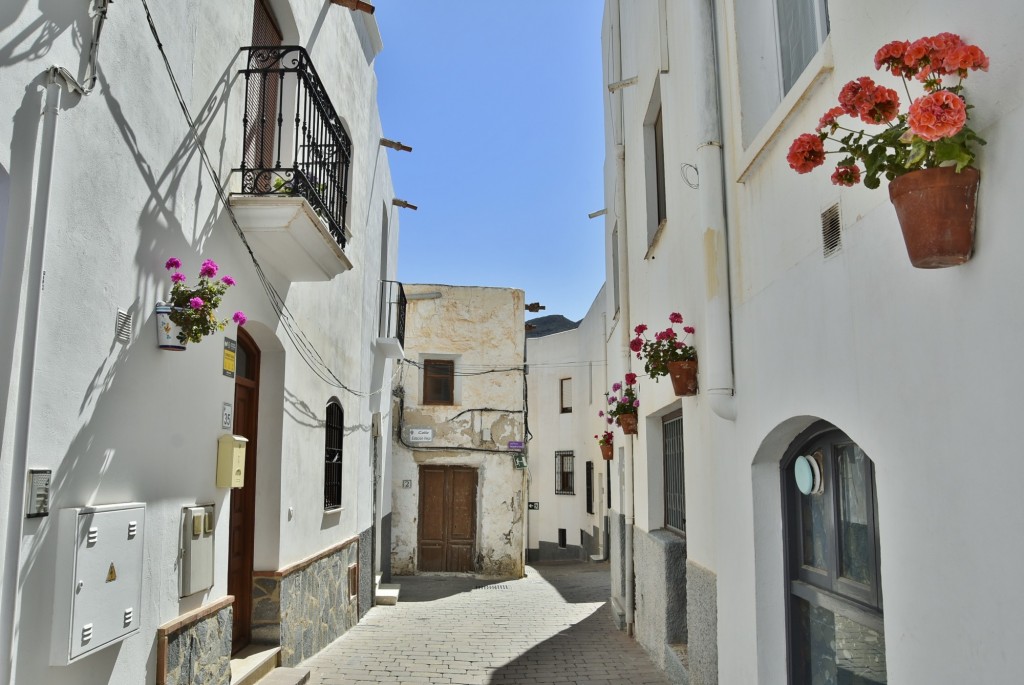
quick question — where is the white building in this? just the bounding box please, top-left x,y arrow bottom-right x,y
523,293 -> 611,563
390,284 -> 527,579
0,1 -> 404,682
588,1 -> 1024,683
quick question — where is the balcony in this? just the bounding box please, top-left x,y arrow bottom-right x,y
230,45 -> 353,281
375,280 -> 406,359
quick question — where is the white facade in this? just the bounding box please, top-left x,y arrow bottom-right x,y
390,284 -> 527,579
588,1 -> 1024,683
0,1 -> 401,682
524,290 -> 610,562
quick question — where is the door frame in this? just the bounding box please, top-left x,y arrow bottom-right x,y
417,465 -> 478,573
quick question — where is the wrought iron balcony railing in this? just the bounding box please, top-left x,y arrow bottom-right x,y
379,280 -> 407,348
236,46 -> 351,247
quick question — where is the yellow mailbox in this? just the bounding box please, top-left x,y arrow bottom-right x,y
216,435 -> 248,488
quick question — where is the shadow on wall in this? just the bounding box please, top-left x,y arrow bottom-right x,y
0,0 -> 93,76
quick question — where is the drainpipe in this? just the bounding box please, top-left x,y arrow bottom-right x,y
691,0 -> 736,422
613,143 -> 637,636
0,67 -> 81,685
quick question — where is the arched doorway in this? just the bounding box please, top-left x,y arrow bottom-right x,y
782,422 -> 886,684
229,327 -> 260,653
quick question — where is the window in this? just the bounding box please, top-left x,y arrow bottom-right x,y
324,400 -> 344,510
585,461 -> 595,514
558,528 -> 567,548
777,0 -> 830,95
644,88 -> 667,244
422,359 -> 454,405
559,378 -> 572,413
555,451 -> 574,495
663,410 -> 684,532
784,424 -> 886,684
611,224 -> 621,315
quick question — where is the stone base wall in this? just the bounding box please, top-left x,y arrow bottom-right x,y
633,528 -> 688,669
359,526 -> 373,618
526,540 -> 586,563
252,538 -> 360,667
686,560 -> 718,685
609,511 -> 626,604
158,599 -> 232,685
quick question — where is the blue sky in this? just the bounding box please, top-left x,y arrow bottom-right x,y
373,2 -> 606,322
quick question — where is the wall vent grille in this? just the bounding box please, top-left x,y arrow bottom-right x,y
115,309 -> 133,344
821,203 -> 842,258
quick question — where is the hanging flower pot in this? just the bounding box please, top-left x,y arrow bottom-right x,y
600,443 -> 613,460
667,359 -> 698,397
617,413 -> 638,435
155,302 -> 186,351
888,166 -> 980,268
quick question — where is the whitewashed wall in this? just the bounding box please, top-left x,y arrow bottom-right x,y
604,0 -> 1024,682
524,289 -> 609,559
0,1 -> 397,682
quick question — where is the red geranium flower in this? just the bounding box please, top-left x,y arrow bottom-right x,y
787,133 -> 826,174
908,90 -> 967,141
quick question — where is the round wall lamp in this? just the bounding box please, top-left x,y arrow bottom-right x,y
794,452 -> 824,496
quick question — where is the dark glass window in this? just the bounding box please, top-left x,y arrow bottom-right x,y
423,359 -> 454,405
555,451 -> 574,495
324,400 -> 343,510
560,378 -> 572,413
585,461 -> 594,514
785,424 -> 885,684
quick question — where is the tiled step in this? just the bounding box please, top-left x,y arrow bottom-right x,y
256,667 -> 310,685
230,645 -> 280,685
375,583 -> 401,605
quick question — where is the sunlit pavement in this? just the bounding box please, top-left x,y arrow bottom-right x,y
302,561 -> 671,685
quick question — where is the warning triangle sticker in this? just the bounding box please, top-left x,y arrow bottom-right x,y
106,563 -> 117,583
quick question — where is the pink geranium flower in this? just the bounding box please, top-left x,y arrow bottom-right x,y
908,90 -> 967,141
232,311 -> 247,325
199,259 -> 219,279
165,257 -> 182,271
189,297 -> 204,309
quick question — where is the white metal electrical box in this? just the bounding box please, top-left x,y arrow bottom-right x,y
50,503 -> 145,665
180,505 -> 214,597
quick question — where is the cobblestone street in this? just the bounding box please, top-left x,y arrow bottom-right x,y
301,562 -> 670,685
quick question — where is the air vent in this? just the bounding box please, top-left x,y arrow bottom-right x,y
115,309 -> 132,344
479,584 -> 510,590
87,527 -> 99,545
127,521 -> 138,538
81,623 -> 93,643
123,608 -> 133,626
821,203 -> 842,257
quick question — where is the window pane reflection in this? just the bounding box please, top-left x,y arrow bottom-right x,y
801,483 -> 828,570
795,597 -> 887,684
838,444 -> 870,586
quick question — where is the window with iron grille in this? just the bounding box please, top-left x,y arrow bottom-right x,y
663,410 -> 685,532
423,359 -> 454,405
555,451 -> 574,495
586,461 -> 594,514
324,400 -> 343,510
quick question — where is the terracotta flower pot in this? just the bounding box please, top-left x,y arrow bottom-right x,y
667,359 -> 698,396
617,413 -> 638,435
600,443 -> 613,460
888,166 -> 980,268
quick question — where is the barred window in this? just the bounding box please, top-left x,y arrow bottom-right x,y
663,410 -> 684,532
586,461 -> 595,514
555,451 -> 574,495
324,400 -> 343,510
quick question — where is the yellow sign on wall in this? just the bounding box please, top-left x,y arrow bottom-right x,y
223,338 -> 236,378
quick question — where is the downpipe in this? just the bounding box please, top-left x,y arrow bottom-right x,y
691,0 -> 736,422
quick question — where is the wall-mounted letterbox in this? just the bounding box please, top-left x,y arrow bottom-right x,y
180,505 -> 214,597
216,434 -> 248,488
50,503 -> 145,665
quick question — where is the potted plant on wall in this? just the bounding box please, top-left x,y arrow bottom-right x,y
156,257 -> 246,350
595,430 -> 615,460
607,375 -> 640,435
787,32 -> 989,268
631,314 -> 698,396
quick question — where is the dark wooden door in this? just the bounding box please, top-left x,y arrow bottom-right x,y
244,0 -> 284,180
418,466 -> 477,572
229,329 -> 260,653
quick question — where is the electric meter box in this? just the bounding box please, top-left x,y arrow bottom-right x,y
180,505 -> 215,597
50,503 -> 145,666
216,434 -> 248,488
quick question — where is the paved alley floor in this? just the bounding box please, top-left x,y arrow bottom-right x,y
301,561 -> 671,685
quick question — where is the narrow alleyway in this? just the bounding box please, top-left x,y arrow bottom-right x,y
301,562 -> 670,685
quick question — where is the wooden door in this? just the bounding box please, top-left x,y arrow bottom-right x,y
229,329 -> 260,653
244,0 -> 284,180
418,466 -> 477,572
